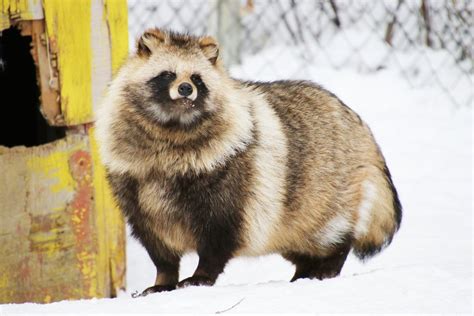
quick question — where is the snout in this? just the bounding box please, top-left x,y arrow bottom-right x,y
178,82 -> 193,97
170,80 -> 197,101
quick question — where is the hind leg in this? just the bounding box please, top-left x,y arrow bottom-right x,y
283,245 -> 350,282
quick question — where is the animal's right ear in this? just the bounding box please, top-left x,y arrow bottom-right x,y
137,29 -> 166,57
199,36 -> 219,65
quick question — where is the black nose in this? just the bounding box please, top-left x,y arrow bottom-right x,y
178,82 -> 193,97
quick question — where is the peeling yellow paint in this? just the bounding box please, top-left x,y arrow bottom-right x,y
71,214 -> 81,224
103,0 -> 128,74
89,126 -> 126,296
0,0 -> 127,303
43,0 -> 92,125
0,136 -> 101,303
26,148 -> 75,194
0,13 -> 8,31
76,249 -> 98,298
1,0 -> 28,15
0,273 -> 8,289
1,0 -> 45,31
89,128 -> 110,297
28,227 -> 74,258
44,295 -> 52,303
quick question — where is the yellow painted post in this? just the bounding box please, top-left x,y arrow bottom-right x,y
90,127 -> 126,297
42,0 -> 93,125
104,0 -> 129,75
92,0 -> 129,296
0,0 -> 128,304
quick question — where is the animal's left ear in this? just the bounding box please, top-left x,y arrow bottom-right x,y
137,29 -> 167,57
199,36 -> 219,65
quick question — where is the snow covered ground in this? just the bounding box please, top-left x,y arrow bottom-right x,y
2,46 -> 472,314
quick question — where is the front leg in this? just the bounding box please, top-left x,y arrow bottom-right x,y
177,249 -> 232,288
130,222 -> 181,296
107,172 -> 181,296
136,258 -> 179,296
177,225 -> 237,288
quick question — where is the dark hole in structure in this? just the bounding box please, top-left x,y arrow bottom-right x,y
0,26 -> 65,148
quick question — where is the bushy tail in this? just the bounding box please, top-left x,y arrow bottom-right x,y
353,163 -> 402,260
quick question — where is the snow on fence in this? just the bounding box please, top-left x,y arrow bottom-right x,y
128,0 -> 472,107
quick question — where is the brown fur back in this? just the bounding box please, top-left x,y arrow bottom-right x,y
247,80 -> 401,258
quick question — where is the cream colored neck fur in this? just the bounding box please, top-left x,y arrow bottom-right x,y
95,75 -> 255,178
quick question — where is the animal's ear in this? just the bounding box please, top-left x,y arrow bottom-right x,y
199,36 -> 219,65
137,29 -> 166,57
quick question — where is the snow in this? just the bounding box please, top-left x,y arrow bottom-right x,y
2,44 -> 472,316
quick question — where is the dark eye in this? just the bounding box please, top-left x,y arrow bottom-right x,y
159,71 -> 176,81
147,71 -> 176,89
191,74 -> 203,86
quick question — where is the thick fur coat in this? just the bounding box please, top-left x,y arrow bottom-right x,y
95,29 -> 402,295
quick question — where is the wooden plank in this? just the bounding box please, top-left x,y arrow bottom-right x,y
43,0 -> 93,126
0,0 -> 127,303
28,19 -> 62,125
89,126 -> 126,296
91,0 -> 128,294
4,0 -> 128,125
14,20 -> 62,125
40,0 -> 129,126
0,136 -> 94,303
91,0 -> 112,121
0,133 -> 126,303
103,0 -> 129,75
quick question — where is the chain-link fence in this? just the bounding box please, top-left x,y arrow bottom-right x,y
128,0 -> 473,107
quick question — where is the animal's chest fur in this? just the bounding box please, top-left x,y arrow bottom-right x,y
137,157 -> 253,252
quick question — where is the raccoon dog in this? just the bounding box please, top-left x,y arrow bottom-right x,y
95,29 -> 402,296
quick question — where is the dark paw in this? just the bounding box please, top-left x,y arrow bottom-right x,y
176,275 -> 215,288
290,270 -> 341,282
132,284 -> 176,298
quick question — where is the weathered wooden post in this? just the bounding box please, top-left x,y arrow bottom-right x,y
0,0 -> 128,303
208,0 -> 241,67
